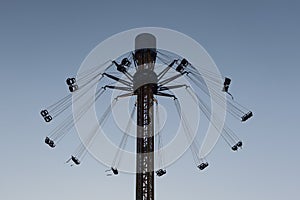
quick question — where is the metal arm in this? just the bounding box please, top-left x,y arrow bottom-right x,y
114,92 -> 134,100
103,73 -> 132,87
155,92 -> 177,100
103,85 -> 133,92
157,60 -> 177,81
159,84 -> 188,91
158,72 -> 187,86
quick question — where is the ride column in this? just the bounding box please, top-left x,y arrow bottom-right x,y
133,33 -> 157,200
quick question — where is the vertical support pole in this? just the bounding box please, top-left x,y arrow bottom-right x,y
134,33 -> 157,200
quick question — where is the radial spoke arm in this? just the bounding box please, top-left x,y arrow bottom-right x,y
123,71 -> 133,81
103,73 -> 132,87
103,85 -> 133,92
157,60 -> 177,81
159,84 -> 188,91
155,92 -> 177,99
114,92 -> 134,100
158,72 -> 187,86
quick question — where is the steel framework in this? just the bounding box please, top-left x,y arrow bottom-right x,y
134,33 -> 157,200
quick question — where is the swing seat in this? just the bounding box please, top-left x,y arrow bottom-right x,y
198,162 -> 209,170
117,65 -> 127,73
44,115 -> 52,122
176,59 -> 189,73
49,140 -> 55,148
222,77 -> 231,92
71,156 -> 80,165
45,137 -> 55,148
111,167 -> 119,175
40,110 -> 48,117
121,58 -> 131,67
66,78 -> 76,85
231,145 -> 238,151
241,111 -> 253,122
236,141 -> 243,147
45,137 -> 50,144
69,85 -> 79,92
224,77 -> 231,85
156,169 -> 166,177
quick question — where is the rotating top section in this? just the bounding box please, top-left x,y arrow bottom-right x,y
134,33 -> 157,67
135,33 -> 156,50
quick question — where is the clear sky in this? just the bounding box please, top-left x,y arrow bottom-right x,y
0,0 -> 299,200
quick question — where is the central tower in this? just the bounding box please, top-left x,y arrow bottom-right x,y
134,33 -> 157,200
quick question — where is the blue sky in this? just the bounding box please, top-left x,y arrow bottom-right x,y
0,0 -> 299,200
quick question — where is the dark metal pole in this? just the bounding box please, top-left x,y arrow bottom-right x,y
134,33 -> 157,200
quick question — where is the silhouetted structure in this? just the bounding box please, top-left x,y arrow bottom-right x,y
40,31 -> 253,200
